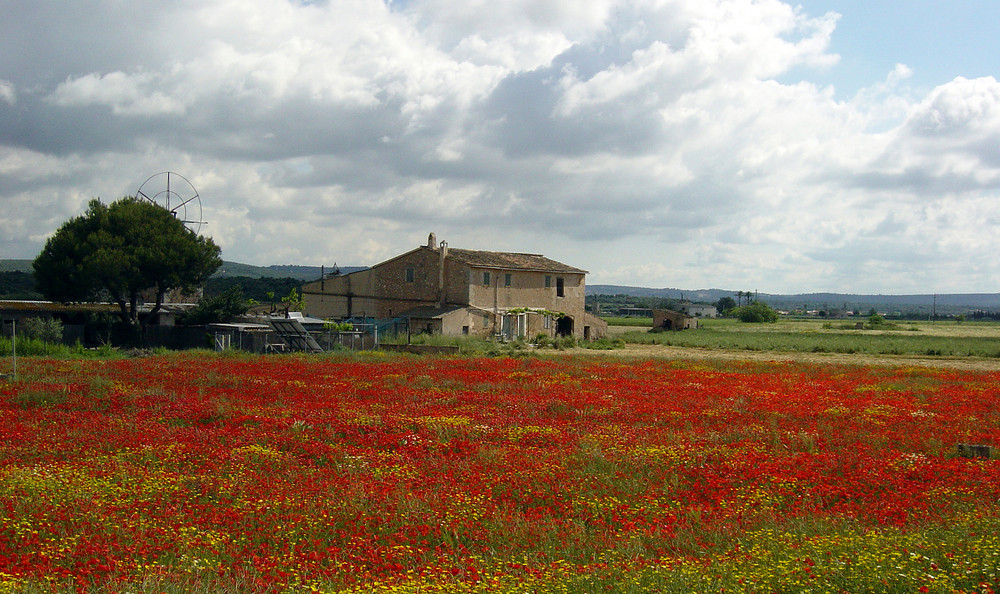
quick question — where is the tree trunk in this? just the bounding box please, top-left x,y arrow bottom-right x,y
116,298 -> 131,326
129,293 -> 140,326
144,288 -> 165,328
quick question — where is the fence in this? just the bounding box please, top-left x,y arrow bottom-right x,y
208,318 -> 409,353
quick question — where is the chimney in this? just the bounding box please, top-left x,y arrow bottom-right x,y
438,240 -> 448,307
427,232 -> 436,248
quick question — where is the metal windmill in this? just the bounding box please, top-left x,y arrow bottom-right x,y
136,171 -> 206,233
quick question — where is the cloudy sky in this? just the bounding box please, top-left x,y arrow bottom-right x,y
2,1 -> 999,294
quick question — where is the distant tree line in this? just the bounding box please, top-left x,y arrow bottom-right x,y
968,310 -> 1000,321
587,294 -> 679,314
203,276 -> 302,303
2,269 -> 302,305
0,271 -> 41,299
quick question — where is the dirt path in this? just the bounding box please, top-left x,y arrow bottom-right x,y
559,343 -> 1000,371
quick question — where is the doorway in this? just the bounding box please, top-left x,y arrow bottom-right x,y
556,316 -> 574,337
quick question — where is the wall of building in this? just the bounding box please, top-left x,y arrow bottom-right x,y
653,309 -> 697,330
371,248 -> 440,304
467,270 -> 585,313
302,270 -> 377,319
302,248 -> 445,319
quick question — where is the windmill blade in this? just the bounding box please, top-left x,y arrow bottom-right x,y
135,171 -> 206,234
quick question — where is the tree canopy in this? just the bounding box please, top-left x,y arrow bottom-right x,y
178,287 -> 250,326
734,301 -> 780,323
33,197 -> 222,326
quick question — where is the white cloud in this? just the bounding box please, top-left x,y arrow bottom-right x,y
47,71 -> 187,116
0,80 -> 14,105
2,0 -> 1000,293
905,76 -> 1000,139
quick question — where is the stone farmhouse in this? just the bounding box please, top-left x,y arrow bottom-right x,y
301,234 -> 607,341
652,308 -> 698,331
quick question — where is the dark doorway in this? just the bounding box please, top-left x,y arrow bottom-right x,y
556,316 -> 574,337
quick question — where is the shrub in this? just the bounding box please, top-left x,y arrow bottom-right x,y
180,287 -> 250,325
17,317 -> 63,343
532,333 -> 552,347
553,336 -> 577,350
581,338 -> 626,350
734,302 -> 779,323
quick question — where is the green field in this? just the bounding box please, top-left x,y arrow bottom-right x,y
606,317 -> 1000,359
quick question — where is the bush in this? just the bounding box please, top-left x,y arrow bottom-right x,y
17,317 -> 63,343
734,302 -> 779,323
180,287 -> 251,326
532,333 -> 552,347
553,336 -> 577,350
0,336 -> 72,357
581,338 -> 626,350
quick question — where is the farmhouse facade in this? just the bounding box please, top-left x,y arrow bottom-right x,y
301,234 -> 607,340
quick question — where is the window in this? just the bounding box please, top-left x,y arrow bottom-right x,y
504,273 -> 512,287
483,271 -> 491,286
483,314 -> 490,327
545,275 -> 551,288
556,277 -> 565,297
462,325 -> 469,335
405,267 -> 415,283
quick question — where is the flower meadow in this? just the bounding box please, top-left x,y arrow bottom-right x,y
2,352 -> 1000,593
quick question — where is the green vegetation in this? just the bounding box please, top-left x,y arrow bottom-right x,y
0,270 -> 41,299
0,259 -> 33,273
0,336 -> 120,359
178,287 -> 251,325
587,293 -> 678,313
615,317 -> 1000,357
203,275 -> 302,303
33,197 -> 222,327
602,316 -> 654,327
733,301 -> 779,323
379,332 -> 624,355
16,318 -> 64,344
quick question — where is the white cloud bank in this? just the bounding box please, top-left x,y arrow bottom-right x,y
1,0 -> 999,294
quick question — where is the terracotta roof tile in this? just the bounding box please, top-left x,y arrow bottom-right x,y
439,247 -> 586,274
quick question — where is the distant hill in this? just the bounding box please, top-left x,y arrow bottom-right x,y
0,259 -> 32,273
765,292 -> 1000,309
587,285 -> 727,302
0,270 -> 40,299
212,263 -> 366,281
587,285 -> 1000,314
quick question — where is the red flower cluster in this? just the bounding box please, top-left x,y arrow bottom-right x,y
1,355 -> 999,591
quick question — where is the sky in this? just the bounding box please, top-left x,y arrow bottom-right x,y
2,0 -> 999,295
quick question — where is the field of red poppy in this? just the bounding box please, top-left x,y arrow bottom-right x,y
2,351 -> 1000,593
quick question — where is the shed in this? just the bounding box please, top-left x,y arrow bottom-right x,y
652,309 -> 698,331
